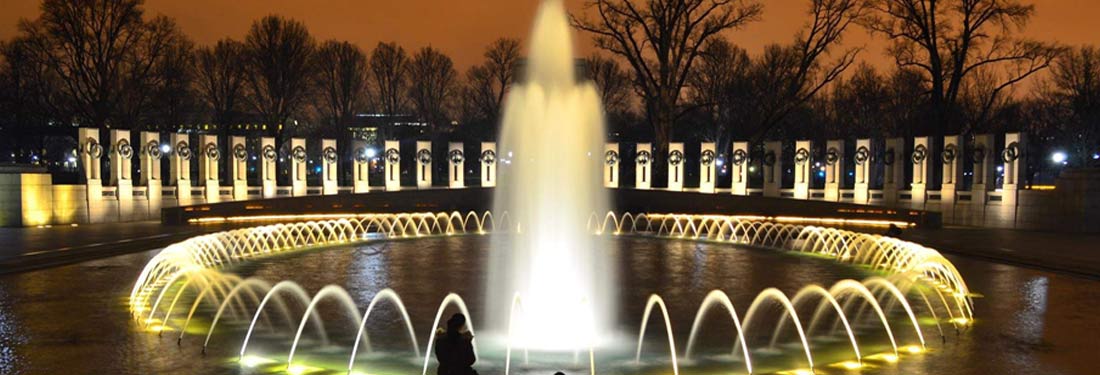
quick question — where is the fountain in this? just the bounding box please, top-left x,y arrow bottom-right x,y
486,0 -> 613,352
123,3 -> 980,374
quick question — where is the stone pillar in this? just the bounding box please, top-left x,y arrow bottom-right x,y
852,139 -> 873,204
480,142 -> 497,187
78,128 -> 103,197
635,143 -> 652,190
260,137 -> 277,198
351,142 -> 371,193
882,138 -> 905,205
139,132 -> 162,212
730,142 -> 749,196
109,130 -> 134,219
1002,133 -> 1027,222
416,141 -> 432,189
793,140 -> 812,200
384,140 -> 401,191
78,128 -> 104,222
321,139 -> 338,195
667,142 -> 685,191
604,143 -> 619,188
229,136 -> 248,200
941,135 -> 963,220
448,143 -> 465,188
198,135 -> 220,203
763,141 -> 782,198
971,134 -> 995,208
910,136 -> 931,209
169,133 -> 192,203
289,138 -> 307,196
822,140 -> 844,202
699,142 -> 717,193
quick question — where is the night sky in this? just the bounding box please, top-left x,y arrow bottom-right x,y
1,0 -> 1098,74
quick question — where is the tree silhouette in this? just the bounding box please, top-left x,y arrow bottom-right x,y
408,46 -> 458,135
572,0 -> 763,152
315,40 -> 368,134
861,0 -> 1063,135
242,15 -> 316,134
194,39 -> 246,128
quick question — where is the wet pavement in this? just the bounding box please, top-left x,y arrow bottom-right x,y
0,234 -> 1097,374
0,222 -> 242,275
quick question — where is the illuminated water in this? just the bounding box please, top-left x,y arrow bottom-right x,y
3,235 -> 1099,374
488,0 -> 612,351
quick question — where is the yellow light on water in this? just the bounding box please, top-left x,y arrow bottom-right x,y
841,361 -> 862,369
883,354 -> 899,363
287,364 -> 308,375
951,317 -> 971,325
148,325 -> 167,333
239,355 -> 271,368
905,345 -> 924,354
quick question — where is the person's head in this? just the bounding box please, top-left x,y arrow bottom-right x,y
554,372 -> 566,375
446,313 -> 466,333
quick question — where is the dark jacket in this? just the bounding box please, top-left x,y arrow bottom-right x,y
435,328 -> 477,375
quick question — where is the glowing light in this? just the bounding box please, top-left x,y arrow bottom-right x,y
839,361 -> 863,370
287,364 -> 310,375
148,325 -> 167,333
883,354 -> 899,363
160,144 -> 172,154
1051,151 -> 1068,164
239,355 -> 272,368
951,317 -> 972,326
365,148 -> 377,158
905,345 -> 923,354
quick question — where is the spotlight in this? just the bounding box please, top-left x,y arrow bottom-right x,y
160,144 -> 172,154
365,148 -> 377,158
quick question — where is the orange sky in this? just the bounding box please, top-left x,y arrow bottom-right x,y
1,0 -> 1098,75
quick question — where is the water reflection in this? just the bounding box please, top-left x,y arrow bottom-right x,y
0,236 -> 1097,374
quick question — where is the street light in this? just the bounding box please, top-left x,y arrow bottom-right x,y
1051,151 -> 1068,164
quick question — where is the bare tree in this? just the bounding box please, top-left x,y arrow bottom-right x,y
194,39 -> 246,127
571,0 -> 763,151
686,38 -> 750,148
114,16 -> 193,129
18,0 -> 184,128
583,53 -> 633,118
0,36 -> 64,163
462,38 -> 521,125
744,0 -> 867,141
145,26 -> 195,129
861,0 -> 1063,135
315,40 -> 368,134
1036,46 -> 1100,166
369,42 -> 409,117
408,46 -> 458,134
242,15 -> 316,132
825,63 -> 892,138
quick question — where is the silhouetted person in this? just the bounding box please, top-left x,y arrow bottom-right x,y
885,224 -> 903,238
435,313 -> 477,375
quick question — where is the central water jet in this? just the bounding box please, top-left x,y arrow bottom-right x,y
486,0 -> 614,352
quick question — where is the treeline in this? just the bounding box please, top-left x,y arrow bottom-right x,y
0,0 -> 628,143
1,0 -> 1098,167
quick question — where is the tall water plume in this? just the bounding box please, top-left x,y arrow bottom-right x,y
486,0 -> 614,351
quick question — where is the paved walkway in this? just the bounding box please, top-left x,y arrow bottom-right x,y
0,221 -> 236,275
905,226 -> 1100,280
